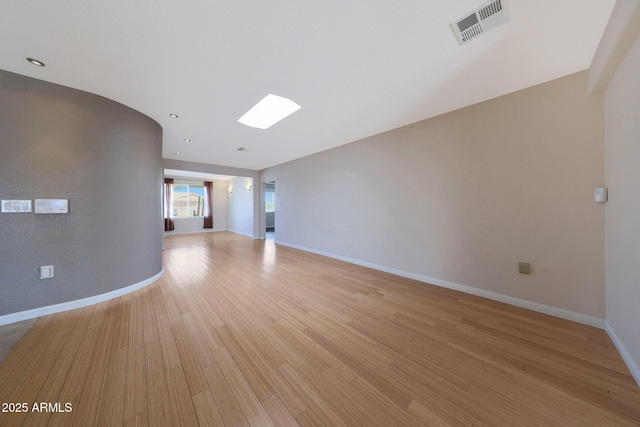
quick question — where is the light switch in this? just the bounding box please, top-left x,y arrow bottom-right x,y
594,187 -> 608,203
40,265 -> 54,279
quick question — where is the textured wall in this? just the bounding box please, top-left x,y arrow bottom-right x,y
604,35 -> 640,376
0,70 -> 163,316
261,71 -> 605,317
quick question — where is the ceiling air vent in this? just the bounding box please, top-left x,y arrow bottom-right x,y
451,0 -> 509,45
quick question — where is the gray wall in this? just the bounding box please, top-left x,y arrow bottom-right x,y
227,176 -> 255,237
604,34 -> 640,377
261,71 -> 605,318
0,70 -> 163,316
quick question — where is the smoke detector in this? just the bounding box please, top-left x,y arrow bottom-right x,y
451,0 -> 509,45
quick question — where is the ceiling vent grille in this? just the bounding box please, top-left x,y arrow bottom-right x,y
451,0 -> 509,45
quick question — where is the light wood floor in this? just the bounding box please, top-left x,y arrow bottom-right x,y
0,318 -> 37,362
1,232 -> 639,426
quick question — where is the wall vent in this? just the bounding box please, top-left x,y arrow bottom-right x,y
451,0 -> 509,45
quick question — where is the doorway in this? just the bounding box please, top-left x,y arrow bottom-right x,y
265,181 -> 276,240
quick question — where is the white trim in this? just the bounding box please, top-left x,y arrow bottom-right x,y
0,269 -> 164,326
228,229 -> 254,238
276,241 -> 606,329
605,322 -> 640,387
165,228 -> 227,236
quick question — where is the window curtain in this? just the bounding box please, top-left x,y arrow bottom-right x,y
164,178 -> 175,231
204,181 -> 214,229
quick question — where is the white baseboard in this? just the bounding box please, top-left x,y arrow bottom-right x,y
605,322 -> 640,387
276,241 -> 606,329
165,228 -> 227,236
228,230 -> 254,238
0,269 -> 164,326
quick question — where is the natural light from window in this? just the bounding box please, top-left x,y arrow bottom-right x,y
265,191 -> 276,213
237,94 -> 301,129
173,183 -> 205,217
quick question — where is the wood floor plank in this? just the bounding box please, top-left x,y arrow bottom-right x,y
180,312 -> 219,368
57,306 -> 94,360
229,324 -> 308,418
88,312 -> 117,374
406,399 -> 460,427
213,346 -> 275,427
144,339 -> 174,427
248,314 -> 306,369
123,410 -> 148,427
66,367 -> 106,427
303,327 -> 411,409
508,369 -> 640,427
278,363 -> 348,427
42,309 -> 81,356
466,380 -> 592,427
0,317 -> 48,374
19,355 -> 75,427
215,325 -> 275,401
124,333 -> 147,421
127,290 -> 145,336
0,351 -> 57,427
350,375 -> 425,427
57,326 -> 101,403
141,290 -> 159,344
295,408 -> 326,427
1,232 -> 638,426
192,388 -> 225,427
272,318 -> 332,374
96,346 -> 128,426
202,362 -> 250,427
166,364 -> 200,426
242,324 -> 287,370
171,322 -> 209,396
324,366 -> 402,426
112,294 -> 131,351
261,393 -> 301,427
156,313 -> 182,372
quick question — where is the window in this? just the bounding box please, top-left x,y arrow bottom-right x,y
265,191 -> 276,213
172,183 -> 205,218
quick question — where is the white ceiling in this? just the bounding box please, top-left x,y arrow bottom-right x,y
164,169 -> 235,183
1,0 -> 615,171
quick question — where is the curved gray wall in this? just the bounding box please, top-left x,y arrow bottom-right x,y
0,70 -> 163,316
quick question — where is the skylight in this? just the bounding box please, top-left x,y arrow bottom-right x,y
237,94 -> 301,129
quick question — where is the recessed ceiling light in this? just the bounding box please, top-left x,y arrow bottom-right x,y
238,94 -> 301,129
26,57 -> 45,67
176,151 -> 181,154
169,114 -> 178,118
184,139 -> 191,143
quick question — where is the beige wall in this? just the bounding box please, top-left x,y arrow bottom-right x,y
262,71 -> 605,318
604,34 -> 640,377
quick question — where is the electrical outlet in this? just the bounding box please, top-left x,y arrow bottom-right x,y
518,262 -> 530,275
